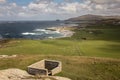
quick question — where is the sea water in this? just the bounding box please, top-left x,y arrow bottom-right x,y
0,21 -> 67,39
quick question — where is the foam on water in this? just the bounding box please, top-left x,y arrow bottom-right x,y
22,32 -> 36,35
55,31 -> 60,33
33,28 -> 60,34
34,29 -> 46,32
48,36 -> 53,39
5,33 -> 10,35
20,28 -> 64,39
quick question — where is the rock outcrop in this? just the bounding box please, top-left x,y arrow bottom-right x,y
0,68 -> 71,80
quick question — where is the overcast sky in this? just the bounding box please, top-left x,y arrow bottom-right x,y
0,0 -> 120,21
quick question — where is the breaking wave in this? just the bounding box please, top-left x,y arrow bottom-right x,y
22,32 -> 35,35
21,28 -> 63,39
33,29 -> 46,32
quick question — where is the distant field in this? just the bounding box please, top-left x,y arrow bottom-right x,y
0,39 -> 120,58
0,23 -> 120,80
64,24 -> 120,40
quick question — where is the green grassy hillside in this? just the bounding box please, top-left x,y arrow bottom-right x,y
0,39 -> 120,58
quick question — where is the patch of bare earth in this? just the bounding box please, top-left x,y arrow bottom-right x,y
0,55 -> 17,59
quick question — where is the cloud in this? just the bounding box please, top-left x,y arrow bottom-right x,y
27,1 -> 90,14
0,0 -> 120,20
0,0 -> 6,3
59,2 -> 78,13
90,0 -> 120,4
89,0 -> 120,13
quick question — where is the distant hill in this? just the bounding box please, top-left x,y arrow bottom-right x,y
67,14 -> 120,21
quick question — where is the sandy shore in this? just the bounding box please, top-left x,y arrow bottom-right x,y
46,26 -> 75,38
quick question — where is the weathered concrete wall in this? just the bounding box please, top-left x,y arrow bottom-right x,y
27,59 -> 62,76
51,62 -> 62,75
28,60 -> 45,69
45,60 -> 59,70
28,68 -> 48,75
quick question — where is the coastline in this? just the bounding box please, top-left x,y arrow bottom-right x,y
46,26 -> 75,38
0,24 -> 76,40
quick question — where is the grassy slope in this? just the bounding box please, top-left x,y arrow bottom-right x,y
0,23 -> 120,80
0,55 -> 120,80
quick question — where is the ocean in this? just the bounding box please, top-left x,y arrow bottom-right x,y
0,21 -> 68,39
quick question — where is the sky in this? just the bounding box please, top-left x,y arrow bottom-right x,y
0,0 -> 120,21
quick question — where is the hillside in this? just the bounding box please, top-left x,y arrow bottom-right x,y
67,14 -> 120,21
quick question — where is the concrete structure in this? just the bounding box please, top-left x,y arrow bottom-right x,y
27,59 -> 62,76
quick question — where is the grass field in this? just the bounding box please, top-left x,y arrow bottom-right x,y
0,23 -> 120,80
0,39 -> 120,58
0,55 -> 120,80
